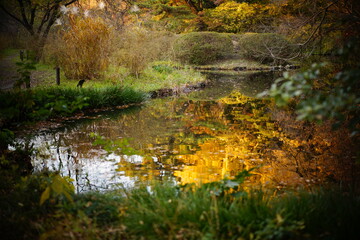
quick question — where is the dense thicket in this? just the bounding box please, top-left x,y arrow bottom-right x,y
174,32 -> 233,65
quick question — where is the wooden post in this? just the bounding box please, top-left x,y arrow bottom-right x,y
56,67 -> 60,85
19,50 -> 24,61
25,81 -> 31,89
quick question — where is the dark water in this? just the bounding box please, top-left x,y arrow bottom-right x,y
27,71 -> 350,192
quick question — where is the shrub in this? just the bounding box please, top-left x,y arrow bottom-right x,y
173,32 -> 233,65
112,27 -> 175,77
235,33 -> 295,64
46,17 -> 112,80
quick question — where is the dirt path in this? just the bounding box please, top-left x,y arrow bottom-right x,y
0,51 -> 56,90
0,52 -> 19,90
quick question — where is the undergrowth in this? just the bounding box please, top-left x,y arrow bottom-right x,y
0,167 -> 359,240
0,86 -> 147,127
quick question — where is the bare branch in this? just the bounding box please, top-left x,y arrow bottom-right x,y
0,2 -> 33,34
17,0 -> 30,27
37,2 -> 53,34
297,1 -> 338,47
0,4 -> 23,26
30,5 -> 37,25
65,0 -> 78,7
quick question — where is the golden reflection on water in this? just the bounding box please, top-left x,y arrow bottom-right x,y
32,86 -> 358,191
169,92 -> 297,187
152,92 -> 353,187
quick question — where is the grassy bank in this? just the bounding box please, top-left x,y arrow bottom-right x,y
103,62 -> 205,92
1,170 -> 359,240
0,86 -> 147,127
26,61 -> 205,92
0,49 -> 206,127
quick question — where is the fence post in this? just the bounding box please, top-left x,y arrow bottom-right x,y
56,67 -> 60,85
20,50 -> 24,61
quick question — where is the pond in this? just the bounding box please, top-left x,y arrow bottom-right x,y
26,71 -> 351,192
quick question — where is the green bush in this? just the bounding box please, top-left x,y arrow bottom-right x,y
235,33 -> 295,64
173,32 -> 233,65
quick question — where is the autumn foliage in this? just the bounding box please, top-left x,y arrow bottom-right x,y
56,17 -> 112,80
204,1 -> 276,33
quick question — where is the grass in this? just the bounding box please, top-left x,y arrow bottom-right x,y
122,63 -> 205,92
0,48 -> 20,58
0,86 -> 147,127
34,61 -> 205,92
1,48 -> 206,91
1,169 -> 359,240
0,48 -> 206,127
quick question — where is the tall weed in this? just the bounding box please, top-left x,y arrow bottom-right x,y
112,26 -> 175,77
45,17 -> 112,80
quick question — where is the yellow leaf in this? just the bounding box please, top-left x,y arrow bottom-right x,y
51,175 -> 64,194
40,186 -> 51,205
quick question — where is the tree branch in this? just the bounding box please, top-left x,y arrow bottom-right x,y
17,0 -> 31,29
41,5 -> 59,43
0,4 -> 23,25
37,2 -> 52,34
30,5 -> 37,25
297,1 -> 337,47
65,0 -> 78,7
0,2 -> 34,34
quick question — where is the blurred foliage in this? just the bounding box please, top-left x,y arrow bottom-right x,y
174,32 -> 233,65
0,170 -> 75,239
267,38 -> 360,136
0,129 -> 14,151
182,167 -> 256,198
39,173 -> 75,205
0,89 -> 88,125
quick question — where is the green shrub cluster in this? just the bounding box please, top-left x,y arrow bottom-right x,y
173,32 -> 233,65
235,33 -> 295,64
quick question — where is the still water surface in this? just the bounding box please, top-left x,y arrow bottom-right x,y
28,71 -> 346,192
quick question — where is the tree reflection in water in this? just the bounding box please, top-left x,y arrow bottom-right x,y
28,72 -> 358,192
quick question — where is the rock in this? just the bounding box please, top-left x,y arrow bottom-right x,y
233,66 -> 247,71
